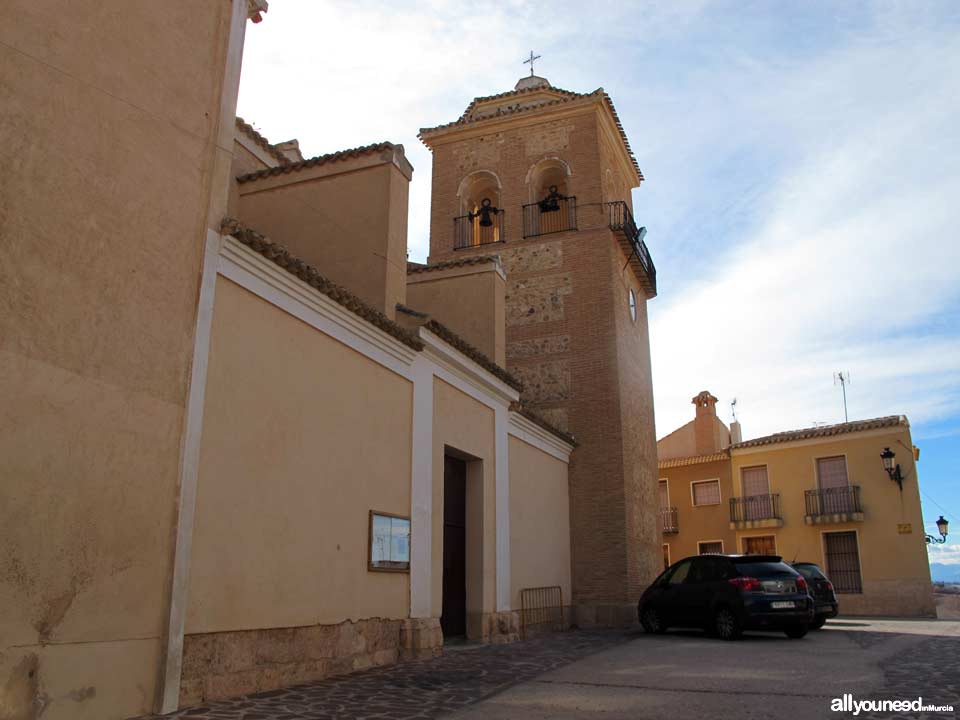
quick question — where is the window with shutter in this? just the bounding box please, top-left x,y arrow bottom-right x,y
824,531 -> 862,593
691,479 -> 721,506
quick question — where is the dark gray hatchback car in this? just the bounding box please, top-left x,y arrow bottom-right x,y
638,554 -> 814,639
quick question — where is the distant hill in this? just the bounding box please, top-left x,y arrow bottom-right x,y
930,563 -> 960,583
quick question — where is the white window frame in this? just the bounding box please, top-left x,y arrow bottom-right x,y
697,539 -> 725,555
690,478 -> 722,507
659,478 -> 670,509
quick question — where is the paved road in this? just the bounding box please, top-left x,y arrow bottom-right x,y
457,619 -> 960,720
147,618 -> 959,720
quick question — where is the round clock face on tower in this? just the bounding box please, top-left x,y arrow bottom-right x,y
629,288 -> 637,323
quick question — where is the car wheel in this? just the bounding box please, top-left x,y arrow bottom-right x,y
810,616 -> 826,630
714,607 -> 742,640
641,606 -> 667,634
784,626 -> 808,639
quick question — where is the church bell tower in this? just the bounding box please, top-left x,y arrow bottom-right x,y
419,72 -> 659,624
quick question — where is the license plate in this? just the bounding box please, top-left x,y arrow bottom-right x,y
771,601 -> 794,609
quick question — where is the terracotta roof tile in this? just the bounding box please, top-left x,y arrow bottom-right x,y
731,416 -> 908,450
406,255 -> 501,275
237,142 -> 396,183
220,218 -> 423,351
422,319 -> 522,392
658,451 -> 729,469
419,85 -> 643,182
235,116 -> 290,166
509,402 -> 578,447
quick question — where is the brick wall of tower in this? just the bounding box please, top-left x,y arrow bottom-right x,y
424,105 -> 659,611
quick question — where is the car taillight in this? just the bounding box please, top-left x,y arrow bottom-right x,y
824,580 -> 833,592
796,576 -> 808,593
728,576 -> 761,592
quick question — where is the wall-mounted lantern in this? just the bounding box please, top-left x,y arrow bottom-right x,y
926,516 -> 949,545
880,447 -> 904,490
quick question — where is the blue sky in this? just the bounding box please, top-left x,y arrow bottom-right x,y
237,1 -> 960,574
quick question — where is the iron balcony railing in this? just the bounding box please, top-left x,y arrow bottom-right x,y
730,493 -> 781,524
659,506 -> 679,534
522,196 -> 577,238
606,201 -> 657,295
454,211 -> 504,249
805,486 -> 862,517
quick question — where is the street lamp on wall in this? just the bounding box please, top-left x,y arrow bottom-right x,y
926,516 -> 949,545
880,447 -> 904,490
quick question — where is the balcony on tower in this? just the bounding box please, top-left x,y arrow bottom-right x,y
607,201 -> 657,297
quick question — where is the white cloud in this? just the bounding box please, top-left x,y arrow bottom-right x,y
927,541 -> 960,566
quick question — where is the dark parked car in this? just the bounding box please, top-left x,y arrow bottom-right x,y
638,554 -> 814,640
791,562 -> 839,629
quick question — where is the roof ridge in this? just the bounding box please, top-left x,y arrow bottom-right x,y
509,402 -> 578,447
422,319 -> 521,392
419,88 -> 643,182
235,116 -> 290,166
220,218 -> 423,351
406,255 -> 501,275
237,141 -> 396,183
731,415 -> 907,450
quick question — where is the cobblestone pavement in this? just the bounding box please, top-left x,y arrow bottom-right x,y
145,630 -> 629,720
862,634 -> 959,719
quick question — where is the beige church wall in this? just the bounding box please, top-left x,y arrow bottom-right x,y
407,266 -> 506,365
431,378 -> 499,639
186,276 -> 413,633
236,159 -> 410,319
0,2 -> 238,718
508,436 -> 572,613
730,427 -> 935,617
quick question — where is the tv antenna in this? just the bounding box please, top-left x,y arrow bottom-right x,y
834,371 -> 850,422
730,397 -> 738,422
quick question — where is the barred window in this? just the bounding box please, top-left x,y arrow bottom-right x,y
698,540 -> 724,555
692,479 -> 721,506
824,531 -> 862,593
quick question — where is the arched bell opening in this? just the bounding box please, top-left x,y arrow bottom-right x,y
455,171 -> 502,248
523,158 -> 575,238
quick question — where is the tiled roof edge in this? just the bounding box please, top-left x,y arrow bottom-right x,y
509,402 -> 578,447
237,142 -> 397,183
730,415 -> 908,450
422,319 -> 522,392
658,451 -> 729,469
406,255 -> 501,275
457,84 -> 586,122
220,218 -> 424,352
235,116 -> 290,166
418,88 -> 643,181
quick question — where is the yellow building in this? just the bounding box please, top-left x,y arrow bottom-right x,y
657,392 -> 936,618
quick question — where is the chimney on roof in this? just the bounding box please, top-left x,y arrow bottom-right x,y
730,420 -> 742,445
692,391 -> 722,455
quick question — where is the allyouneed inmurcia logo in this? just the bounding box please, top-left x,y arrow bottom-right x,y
831,694 -> 954,715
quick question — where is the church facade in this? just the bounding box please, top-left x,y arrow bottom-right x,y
1,3 -> 658,719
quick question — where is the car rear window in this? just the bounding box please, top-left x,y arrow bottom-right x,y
733,561 -> 795,577
793,564 -> 826,580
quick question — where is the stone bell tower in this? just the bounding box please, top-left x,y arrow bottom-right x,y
419,74 -> 660,624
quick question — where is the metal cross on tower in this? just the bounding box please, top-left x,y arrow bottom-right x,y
523,50 -> 541,76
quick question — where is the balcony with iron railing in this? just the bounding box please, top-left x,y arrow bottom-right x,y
522,195 -> 577,238
729,493 -> 783,530
804,486 -> 864,525
606,201 -> 657,297
454,204 -> 505,250
659,506 -> 679,535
